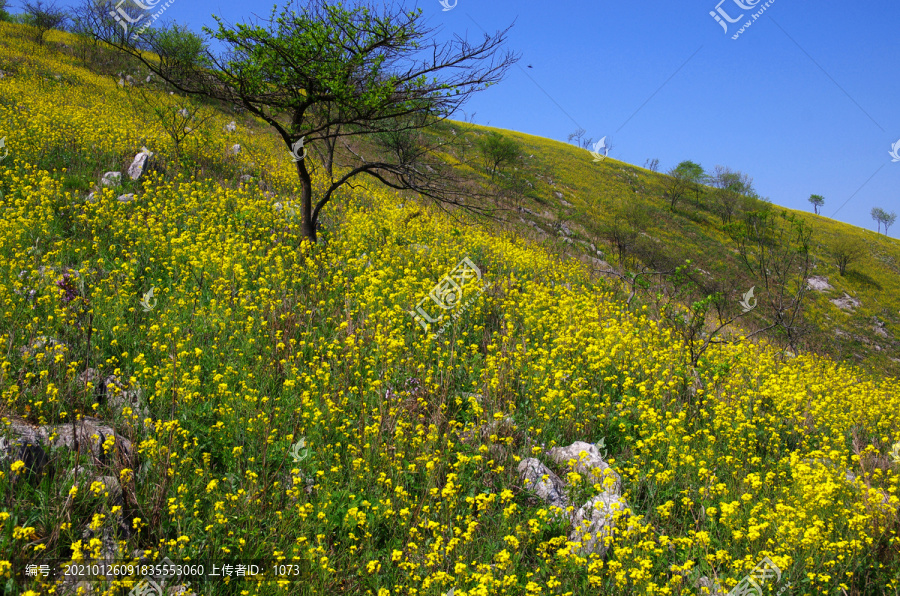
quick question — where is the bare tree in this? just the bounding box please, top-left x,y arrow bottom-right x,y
95,0 -> 518,242
643,158 -> 660,172
22,0 -> 68,45
726,209 -> 813,352
567,127 -> 592,150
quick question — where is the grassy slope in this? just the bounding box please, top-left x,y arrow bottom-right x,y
1,23 -> 900,596
440,124 -> 900,379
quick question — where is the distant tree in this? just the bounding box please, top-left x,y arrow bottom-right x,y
567,127 -> 592,150
96,0 -> 518,243
662,166 -> 690,211
827,235 -> 866,276
726,209 -> 813,352
22,0 -> 68,45
674,160 -> 706,203
886,211 -> 898,236
711,165 -> 754,224
0,0 -> 12,22
808,194 -> 825,215
600,197 -> 650,266
476,132 -> 521,179
643,158 -> 659,172
870,207 -> 897,235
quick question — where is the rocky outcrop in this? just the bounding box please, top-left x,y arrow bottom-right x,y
831,293 -> 860,311
517,458 -> 568,511
518,441 -> 629,558
807,276 -> 833,292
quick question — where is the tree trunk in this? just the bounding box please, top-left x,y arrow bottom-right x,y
297,157 -> 317,243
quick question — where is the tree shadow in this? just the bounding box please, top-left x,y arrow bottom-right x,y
844,269 -> 883,291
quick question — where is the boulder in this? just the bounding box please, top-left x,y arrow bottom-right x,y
807,276 -> 833,292
127,147 -> 153,180
116,193 -> 135,203
177,108 -> 189,118
224,121 -> 237,132
2,416 -> 133,472
547,441 -> 622,493
569,492 -> 629,557
101,171 -> 121,187
831,293 -> 861,311
229,144 -> 241,155
0,418 -> 49,479
517,458 -> 568,511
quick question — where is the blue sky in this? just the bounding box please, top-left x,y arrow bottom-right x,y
57,0 -> 900,233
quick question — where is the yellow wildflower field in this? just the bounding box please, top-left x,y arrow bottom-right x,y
0,22 -> 898,596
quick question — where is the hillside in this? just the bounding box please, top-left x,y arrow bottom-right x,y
410,123 -> 900,380
1,21 -> 900,596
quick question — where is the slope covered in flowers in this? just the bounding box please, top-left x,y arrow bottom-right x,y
1,22 -> 899,596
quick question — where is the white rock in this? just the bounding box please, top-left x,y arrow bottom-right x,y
101,171 -> 121,187
831,293 -> 860,311
177,108 -> 189,117
229,144 -> 241,155
127,148 -> 153,180
569,492 -> 629,557
807,276 -> 833,292
547,441 -> 622,494
225,121 -> 237,132
517,458 -> 568,511
116,193 -> 135,203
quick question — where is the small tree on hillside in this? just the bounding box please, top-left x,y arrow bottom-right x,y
808,194 -> 825,215
711,165 -> 754,224
886,211 -> 898,236
22,0 -> 68,45
725,209 -> 813,352
476,132 -> 521,179
673,160 -> 706,204
827,235 -> 865,276
662,166 -> 690,211
600,198 -> 650,266
97,0 -> 518,242
872,207 -> 897,236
